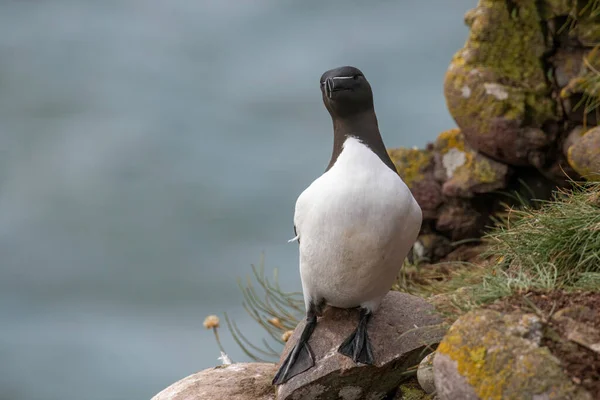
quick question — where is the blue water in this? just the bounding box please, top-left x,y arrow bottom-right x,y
0,1 -> 475,399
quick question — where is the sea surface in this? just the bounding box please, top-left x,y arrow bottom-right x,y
0,1 -> 476,399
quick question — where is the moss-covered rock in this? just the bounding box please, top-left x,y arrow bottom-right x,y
568,126 -> 600,181
433,309 -> 592,400
388,147 -> 442,219
444,1 -> 558,167
539,0 -> 576,19
433,129 -> 510,197
393,378 -> 433,400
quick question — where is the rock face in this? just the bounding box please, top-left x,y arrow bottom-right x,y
276,291 -> 445,400
433,310 -> 592,400
152,363 -> 277,400
388,1 -> 600,262
444,0 -> 557,168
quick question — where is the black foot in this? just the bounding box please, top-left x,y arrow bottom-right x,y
272,341 -> 314,385
338,308 -> 374,365
272,308 -> 318,385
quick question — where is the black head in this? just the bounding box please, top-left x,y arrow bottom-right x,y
320,66 -> 373,118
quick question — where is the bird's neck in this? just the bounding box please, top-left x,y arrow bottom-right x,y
326,111 -> 398,173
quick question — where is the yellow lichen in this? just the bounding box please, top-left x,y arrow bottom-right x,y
434,129 -> 502,185
436,129 -> 464,154
444,0 -> 558,163
437,310 -> 588,399
470,157 -> 498,183
387,147 -> 432,187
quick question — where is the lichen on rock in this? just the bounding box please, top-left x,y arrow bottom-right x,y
444,0 -> 558,167
388,147 -> 442,219
433,309 -> 593,400
433,129 -> 510,197
392,378 -> 433,400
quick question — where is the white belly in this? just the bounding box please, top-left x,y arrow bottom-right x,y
294,137 -> 422,311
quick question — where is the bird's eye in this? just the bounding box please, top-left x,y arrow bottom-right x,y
353,75 -> 360,80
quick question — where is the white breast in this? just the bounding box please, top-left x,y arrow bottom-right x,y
294,137 -> 422,312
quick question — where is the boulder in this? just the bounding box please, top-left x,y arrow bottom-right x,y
276,291 -> 446,400
444,1 -> 557,167
433,129 -> 510,197
152,363 -> 277,400
416,352 -> 436,395
567,126 -> 600,181
433,309 -> 592,400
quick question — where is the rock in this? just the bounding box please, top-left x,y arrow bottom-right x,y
152,363 -> 277,400
444,1 -> 557,167
433,309 -> 593,400
416,352 -> 436,395
435,199 -> 487,241
276,291 -> 446,400
433,129 -> 510,197
562,126 -> 586,158
567,126 -> 600,181
388,147 -> 442,219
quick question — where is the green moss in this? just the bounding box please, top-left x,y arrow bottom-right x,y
395,378 -> 433,400
387,147 -> 433,188
466,0 -> 547,89
445,1 -> 558,148
445,64 -> 527,134
540,0 -> 576,19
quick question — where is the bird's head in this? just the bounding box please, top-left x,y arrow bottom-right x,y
320,66 -> 374,118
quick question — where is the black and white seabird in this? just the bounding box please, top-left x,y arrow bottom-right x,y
272,66 -> 423,385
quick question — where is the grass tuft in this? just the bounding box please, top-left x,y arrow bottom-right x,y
484,182 -> 600,285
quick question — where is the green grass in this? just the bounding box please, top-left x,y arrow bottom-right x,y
485,182 -> 600,284
436,182 -> 600,316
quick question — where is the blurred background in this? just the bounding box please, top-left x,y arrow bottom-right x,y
0,1 -> 476,399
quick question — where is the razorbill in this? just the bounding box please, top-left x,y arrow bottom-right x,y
272,66 -> 423,385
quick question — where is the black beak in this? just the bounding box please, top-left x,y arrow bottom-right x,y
322,77 -> 353,99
